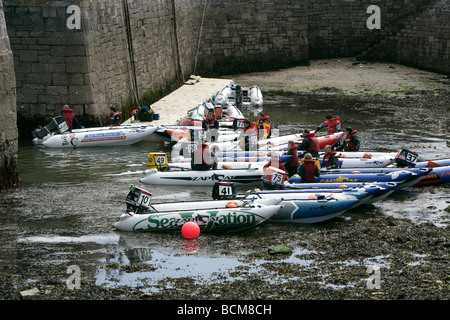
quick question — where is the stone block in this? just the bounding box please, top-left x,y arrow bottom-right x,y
66,56 -> 89,73
19,49 -> 37,62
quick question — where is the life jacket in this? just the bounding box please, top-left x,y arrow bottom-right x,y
324,116 -> 341,134
263,159 -> 285,171
285,145 -> 299,168
109,111 -> 122,126
322,151 -> 337,168
301,159 -> 318,183
304,132 -> 320,154
61,108 -> 74,130
344,130 -> 358,151
255,116 -> 272,139
203,115 -> 217,130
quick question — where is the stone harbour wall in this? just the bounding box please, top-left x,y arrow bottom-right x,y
194,0 -> 310,76
0,0 -> 18,190
4,0 -> 203,130
1,0 -> 449,131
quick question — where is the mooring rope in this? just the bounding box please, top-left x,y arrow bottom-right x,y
193,0 -> 208,76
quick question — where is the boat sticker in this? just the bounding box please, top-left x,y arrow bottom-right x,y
81,131 -> 126,143
132,210 -> 265,232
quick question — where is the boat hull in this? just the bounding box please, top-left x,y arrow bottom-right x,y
113,198 -> 282,232
140,168 -> 263,186
35,125 -> 157,148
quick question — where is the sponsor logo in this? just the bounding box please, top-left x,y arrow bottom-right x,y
133,210 -> 264,231
81,131 -> 126,143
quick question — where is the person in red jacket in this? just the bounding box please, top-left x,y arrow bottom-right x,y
61,105 -> 84,132
284,140 -> 300,177
297,129 -> 320,157
191,141 -> 218,170
322,145 -> 339,169
239,119 -> 258,151
254,112 -> 272,139
336,127 -> 360,151
263,153 -> 286,172
315,115 -> 341,134
108,107 -> 122,126
202,110 -> 219,142
298,153 -> 320,183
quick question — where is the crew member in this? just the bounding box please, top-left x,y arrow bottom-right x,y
191,141 -> 218,171
109,107 -> 122,126
297,129 -> 320,157
336,127 -> 360,151
322,145 -> 339,169
254,112 -> 272,139
202,110 -> 219,142
298,153 -> 320,183
284,140 -> 300,177
315,115 -> 341,135
239,119 -> 258,151
263,153 -> 286,172
61,105 -> 84,132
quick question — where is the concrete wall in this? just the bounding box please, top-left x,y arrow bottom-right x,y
0,0 -> 18,190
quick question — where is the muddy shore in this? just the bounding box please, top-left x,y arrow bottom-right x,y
1,59 -> 449,302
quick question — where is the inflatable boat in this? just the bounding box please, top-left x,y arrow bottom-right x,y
153,127 -> 239,143
171,132 -> 344,157
179,101 -> 244,127
32,117 -> 157,148
140,167 -> 264,186
214,84 -> 263,108
113,185 -> 282,233
287,171 -> 414,186
245,191 -> 359,224
284,182 -> 402,203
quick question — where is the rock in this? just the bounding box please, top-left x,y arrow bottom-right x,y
444,205 -> 450,213
20,288 -> 40,297
268,245 -> 293,255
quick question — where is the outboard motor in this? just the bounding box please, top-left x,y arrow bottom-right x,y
232,117 -> 246,131
125,185 -> 153,213
395,148 -> 418,168
32,116 -> 69,139
212,182 -> 236,200
234,85 -> 242,106
262,166 -> 288,190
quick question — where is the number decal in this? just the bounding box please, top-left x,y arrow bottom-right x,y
272,173 -> 284,185
405,152 -> 418,164
155,156 -> 166,166
219,185 -> 233,195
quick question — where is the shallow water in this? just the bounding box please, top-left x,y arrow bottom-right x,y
1,92 -> 449,297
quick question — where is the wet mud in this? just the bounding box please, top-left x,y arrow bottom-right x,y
1,63 -> 449,301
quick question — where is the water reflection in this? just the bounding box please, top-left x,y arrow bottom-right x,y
2,92 -> 449,295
